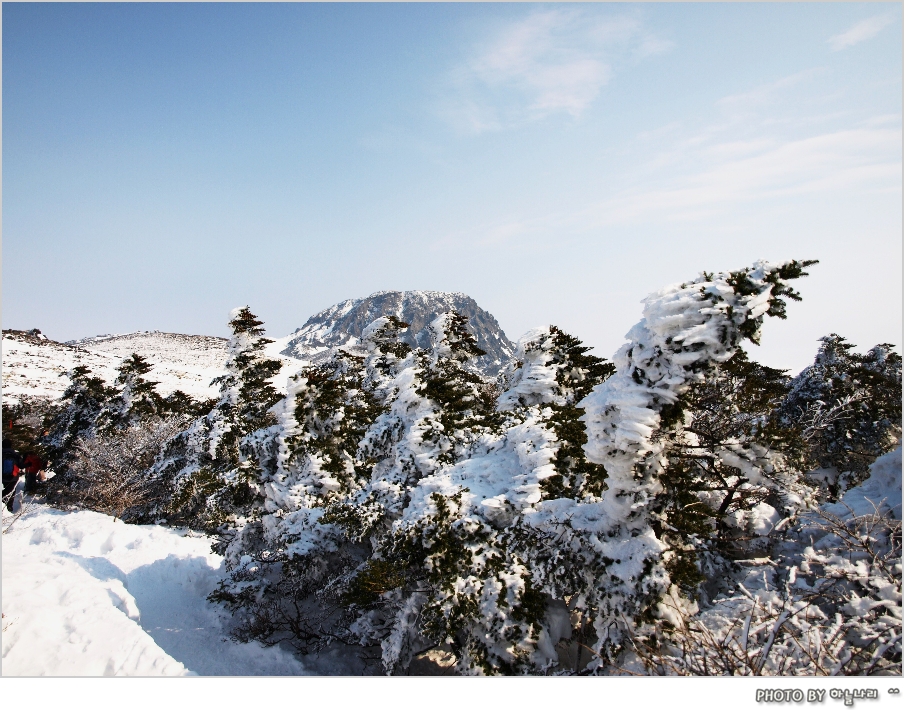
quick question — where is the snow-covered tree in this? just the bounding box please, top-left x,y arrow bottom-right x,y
571,259 -> 817,666
44,356 -> 211,513
646,348 -> 809,599
213,311 -> 527,668
778,334 -> 902,496
45,364 -> 115,470
162,307 -> 284,531
500,325 -> 615,500
209,260 -> 904,678
357,324 -> 615,674
210,317 -> 417,654
95,353 -> 164,432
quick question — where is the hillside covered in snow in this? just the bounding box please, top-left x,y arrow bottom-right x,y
2,329 -> 124,403
1,290 -> 510,404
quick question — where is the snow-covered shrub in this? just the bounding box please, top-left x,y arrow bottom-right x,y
630,448 -> 901,676
45,364 -> 115,468
212,311 -> 528,669
209,316 -> 419,656
95,353 -> 165,432
355,323 -> 615,674
66,415 -> 191,522
212,260 -> 832,675
778,334 -> 902,497
44,354 -> 211,502
649,348 -> 809,598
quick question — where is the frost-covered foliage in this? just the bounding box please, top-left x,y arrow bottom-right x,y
214,262 -> 831,675
524,259 -> 817,665
41,260 -> 902,677
95,353 -> 164,431
44,353 -> 211,508
369,324 -> 617,674
45,364 -> 115,467
631,447 -> 901,676
66,416 -> 191,522
778,334 -> 902,496
159,307 -> 284,531
213,315 -> 617,674
650,349 -> 809,597
207,318 -> 407,653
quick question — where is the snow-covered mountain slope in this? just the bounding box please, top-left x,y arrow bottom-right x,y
65,331 -> 233,401
2,329 -> 123,404
281,290 -> 515,375
2,290 -> 511,404
68,331 -> 230,369
2,329 -> 304,404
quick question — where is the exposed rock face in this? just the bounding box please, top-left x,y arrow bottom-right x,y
281,290 -> 515,375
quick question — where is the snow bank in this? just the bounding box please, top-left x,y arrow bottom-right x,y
826,445 -> 902,520
2,506 -> 309,676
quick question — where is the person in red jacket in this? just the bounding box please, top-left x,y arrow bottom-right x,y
22,452 -> 45,493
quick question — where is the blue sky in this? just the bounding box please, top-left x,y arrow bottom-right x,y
3,2 -> 901,372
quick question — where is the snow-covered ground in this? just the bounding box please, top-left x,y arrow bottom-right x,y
1,505 -> 371,676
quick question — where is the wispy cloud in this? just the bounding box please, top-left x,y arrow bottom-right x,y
443,9 -> 672,133
716,69 -> 824,118
581,127 -> 901,227
578,73 -> 900,228
828,13 -> 896,51
431,116 -> 900,251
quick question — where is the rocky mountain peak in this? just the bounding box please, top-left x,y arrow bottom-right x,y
281,290 -> 514,375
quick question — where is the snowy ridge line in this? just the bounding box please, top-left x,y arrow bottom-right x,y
67,330 -> 228,347
2,329 -> 236,403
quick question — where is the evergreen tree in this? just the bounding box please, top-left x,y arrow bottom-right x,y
160,389 -> 216,418
95,353 -> 164,431
778,334 -> 902,495
209,317 -> 416,655
45,364 -> 115,469
211,265 -> 873,677
350,324 -> 614,674
162,307 -> 284,531
650,348 -> 807,600
212,311 -> 522,669
576,259 -> 817,666
414,310 -> 499,465
500,325 -> 615,499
